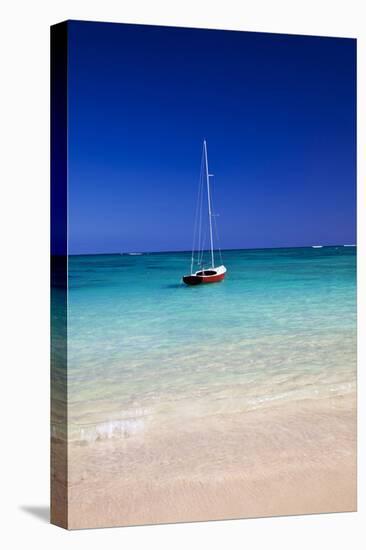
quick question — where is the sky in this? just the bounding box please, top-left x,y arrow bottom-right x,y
67,21 -> 356,254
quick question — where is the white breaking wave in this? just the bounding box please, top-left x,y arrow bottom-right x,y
68,408 -> 150,443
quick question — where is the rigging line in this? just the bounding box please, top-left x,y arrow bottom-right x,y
191,151 -> 204,274
213,216 -> 223,264
198,187 -> 207,266
210,176 -> 223,265
198,225 -> 208,267
192,157 -> 203,272
192,179 -> 202,272
197,151 -> 205,268
204,140 -> 215,269
199,194 -> 209,266
195,172 -> 204,271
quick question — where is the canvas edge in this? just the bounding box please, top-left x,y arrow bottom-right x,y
50,20 -> 69,530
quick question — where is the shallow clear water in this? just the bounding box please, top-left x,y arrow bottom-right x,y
66,247 -> 356,442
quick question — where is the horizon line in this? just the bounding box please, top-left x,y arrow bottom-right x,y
64,243 -> 357,257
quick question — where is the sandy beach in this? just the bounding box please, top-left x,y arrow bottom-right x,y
66,394 -> 356,529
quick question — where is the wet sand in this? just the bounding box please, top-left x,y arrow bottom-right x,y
65,394 -> 356,529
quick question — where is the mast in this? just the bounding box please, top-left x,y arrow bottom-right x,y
203,140 -> 214,268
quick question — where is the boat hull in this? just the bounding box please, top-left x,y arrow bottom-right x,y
182,266 -> 227,285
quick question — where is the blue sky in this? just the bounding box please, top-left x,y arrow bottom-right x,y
67,21 -> 356,254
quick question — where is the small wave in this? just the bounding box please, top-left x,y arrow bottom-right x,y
69,408 -> 150,444
81,418 -> 145,442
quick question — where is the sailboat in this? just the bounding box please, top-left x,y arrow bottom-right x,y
183,140 -> 227,285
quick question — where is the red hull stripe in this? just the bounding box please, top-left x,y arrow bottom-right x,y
200,273 -> 225,283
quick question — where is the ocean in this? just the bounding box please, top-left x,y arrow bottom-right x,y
64,246 -> 356,445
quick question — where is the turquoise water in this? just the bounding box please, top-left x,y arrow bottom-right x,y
67,246 -> 356,442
